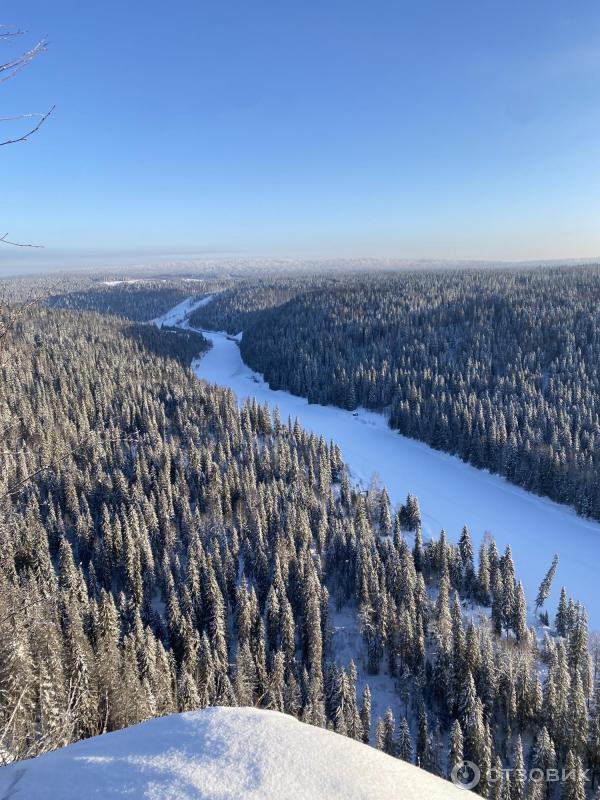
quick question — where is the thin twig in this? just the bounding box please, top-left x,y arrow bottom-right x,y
0,38 -> 47,84
0,105 -> 54,147
0,593 -> 55,625
0,294 -> 40,344
0,34 -> 22,43
0,232 -> 44,249
0,26 -> 24,42
0,232 -> 44,248
0,431 -> 140,501
0,112 -> 47,123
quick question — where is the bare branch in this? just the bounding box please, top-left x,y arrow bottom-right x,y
0,431 -> 141,502
0,32 -> 24,43
0,232 -> 44,248
0,293 -> 40,344
0,593 -> 54,626
0,112 -> 48,123
0,27 -> 52,246
0,25 -> 24,42
0,104 -> 54,147
0,38 -> 47,84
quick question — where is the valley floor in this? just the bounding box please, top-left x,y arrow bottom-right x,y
155,297 -> 600,629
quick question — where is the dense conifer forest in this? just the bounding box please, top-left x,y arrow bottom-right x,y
47,281 -> 213,322
187,266 -> 600,521
0,296 -> 598,799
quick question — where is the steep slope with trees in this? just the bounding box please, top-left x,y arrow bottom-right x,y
47,282 -> 213,322
0,302 -> 597,799
190,266 -> 600,521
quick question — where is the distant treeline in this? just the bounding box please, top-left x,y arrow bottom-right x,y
47,282 -> 213,322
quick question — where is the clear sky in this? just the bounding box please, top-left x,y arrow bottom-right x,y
1,1 -> 600,272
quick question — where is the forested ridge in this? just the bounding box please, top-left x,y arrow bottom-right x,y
188,277 -> 333,333
47,281 -> 216,322
0,301 -> 598,798
188,266 -> 600,521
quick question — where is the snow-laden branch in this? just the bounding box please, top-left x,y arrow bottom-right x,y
0,232 -> 44,248
0,37 -> 47,84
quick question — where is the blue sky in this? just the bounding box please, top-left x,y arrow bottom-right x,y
1,1 -> 600,271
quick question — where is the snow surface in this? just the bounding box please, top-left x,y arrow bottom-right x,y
330,602 -> 401,735
152,299 -> 600,629
0,707 -> 468,799
101,278 -> 162,286
152,295 -> 214,328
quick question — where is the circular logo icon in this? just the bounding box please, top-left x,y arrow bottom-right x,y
451,760 -> 481,790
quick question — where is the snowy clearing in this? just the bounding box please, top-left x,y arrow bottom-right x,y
101,278 -> 162,286
153,299 -> 600,629
0,707 -> 467,800
153,295 -> 214,328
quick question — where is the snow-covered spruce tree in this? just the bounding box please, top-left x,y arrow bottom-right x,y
535,555 -> 559,614
447,719 -> 463,779
359,685 -> 371,745
561,750 -> 586,800
397,717 -> 413,763
0,300 -> 596,795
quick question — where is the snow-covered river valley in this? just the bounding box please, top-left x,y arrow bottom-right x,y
157,297 -> 600,629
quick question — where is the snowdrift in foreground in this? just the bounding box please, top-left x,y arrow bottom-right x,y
0,707 -> 467,800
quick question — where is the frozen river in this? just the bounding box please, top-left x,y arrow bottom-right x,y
156,297 -> 600,629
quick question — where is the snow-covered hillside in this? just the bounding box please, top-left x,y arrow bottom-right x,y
153,298 -> 600,628
0,707 -> 468,800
